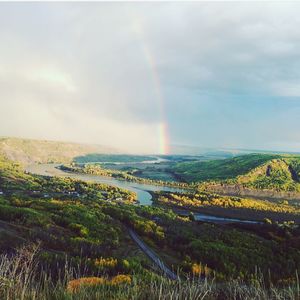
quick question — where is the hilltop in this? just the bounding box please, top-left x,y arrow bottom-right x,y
0,137 -> 118,164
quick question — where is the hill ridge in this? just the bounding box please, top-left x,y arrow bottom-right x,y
0,137 -> 119,164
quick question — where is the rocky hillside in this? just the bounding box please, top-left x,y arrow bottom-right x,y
199,156 -> 300,200
236,158 -> 300,192
0,137 -> 118,164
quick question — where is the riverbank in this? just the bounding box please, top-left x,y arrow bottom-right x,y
172,205 -> 299,223
201,182 -> 300,202
151,191 -> 300,223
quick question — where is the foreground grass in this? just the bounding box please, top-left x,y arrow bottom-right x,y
0,244 -> 299,300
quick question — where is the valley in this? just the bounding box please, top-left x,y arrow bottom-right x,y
2,2 -> 300,298
0,138 -> 300,299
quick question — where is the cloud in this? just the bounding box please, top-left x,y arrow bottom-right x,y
0,2 -> 300,152
270,81 -> 300,97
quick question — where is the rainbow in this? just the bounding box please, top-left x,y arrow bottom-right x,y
134,24 -> 170,155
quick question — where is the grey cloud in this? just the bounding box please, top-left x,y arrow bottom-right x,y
1,2 -> 300,152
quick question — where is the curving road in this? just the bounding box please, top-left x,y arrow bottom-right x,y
128,228 -> 178,280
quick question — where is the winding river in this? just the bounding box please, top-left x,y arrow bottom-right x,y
26,163 -> 260,224
25,163 -> 185,206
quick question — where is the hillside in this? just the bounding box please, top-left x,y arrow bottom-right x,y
0,137 -> 118,164
235,157 -> 300,192
0,153 -> 300,298
172,153 -> 300,193
171,153 -> 281,182
173,153 -> 300,199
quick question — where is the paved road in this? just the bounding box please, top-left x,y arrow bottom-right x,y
128,228 -> 178,280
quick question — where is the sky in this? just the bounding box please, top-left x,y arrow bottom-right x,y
1,2 -> 300,154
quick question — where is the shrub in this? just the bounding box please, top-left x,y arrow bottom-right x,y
69,223 -> 89,237
191,263 -> 212,277
94,257 -> 118,269
110,274 -> 132,285
67,277 -> 106,293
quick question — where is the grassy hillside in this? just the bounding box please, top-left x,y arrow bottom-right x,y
0,137 -> 118,164
235,157 -> 300,192
0,154 -> 150,271
171,154 -> 281,182
172,153 -> 300,193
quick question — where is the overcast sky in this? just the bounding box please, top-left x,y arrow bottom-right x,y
1,2 -> 300,154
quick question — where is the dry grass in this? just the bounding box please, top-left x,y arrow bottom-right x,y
0,243 -> 299,300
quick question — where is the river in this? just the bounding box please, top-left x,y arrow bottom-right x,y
25,163 -> 186,206
26,163 -> 260,224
